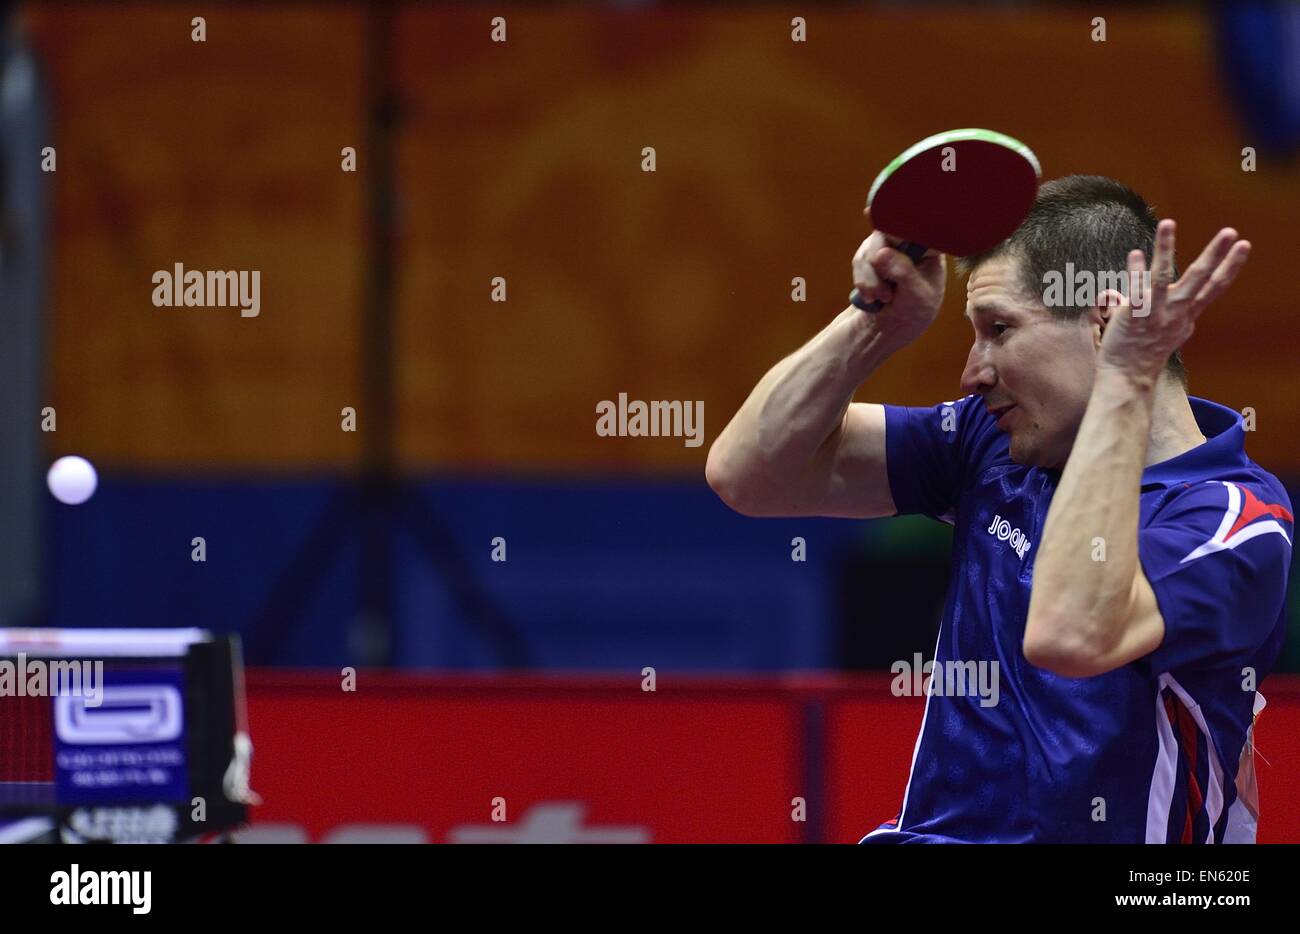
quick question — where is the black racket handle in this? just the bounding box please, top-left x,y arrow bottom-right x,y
849,240 -> 930,312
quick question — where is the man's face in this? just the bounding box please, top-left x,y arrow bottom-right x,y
961,255 -> 1101,470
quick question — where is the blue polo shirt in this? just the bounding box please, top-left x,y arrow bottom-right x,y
860,396 -> 1293,843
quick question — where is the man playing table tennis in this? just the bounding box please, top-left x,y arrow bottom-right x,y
706,175 -> 1293,843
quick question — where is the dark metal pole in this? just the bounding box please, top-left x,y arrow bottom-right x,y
356,0 -> 399,666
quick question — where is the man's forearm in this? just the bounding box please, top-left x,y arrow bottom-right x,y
707,305 -> 901,502
1025,368 -> 1156,660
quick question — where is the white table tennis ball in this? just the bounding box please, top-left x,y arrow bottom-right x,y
47,455 -> 98,505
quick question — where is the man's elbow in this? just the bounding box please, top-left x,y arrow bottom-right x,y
1022,624 -> 1107,679
705,442 -> 764,516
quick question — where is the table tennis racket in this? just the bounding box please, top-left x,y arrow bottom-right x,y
850,128 -> 1041,312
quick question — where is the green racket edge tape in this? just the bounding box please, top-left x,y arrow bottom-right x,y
866,128 -> 1042,205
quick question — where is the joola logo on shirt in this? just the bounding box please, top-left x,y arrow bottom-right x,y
987,513 -> 1031,559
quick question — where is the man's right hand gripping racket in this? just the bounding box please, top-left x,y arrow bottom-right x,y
850,129 -> 1041,312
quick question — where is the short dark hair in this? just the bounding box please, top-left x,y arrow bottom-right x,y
954,175 -> 1186,387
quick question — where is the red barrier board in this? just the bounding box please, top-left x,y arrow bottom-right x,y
245,675 -> 806,843
243,672 -> 1300,844
824,695 -> 927,843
